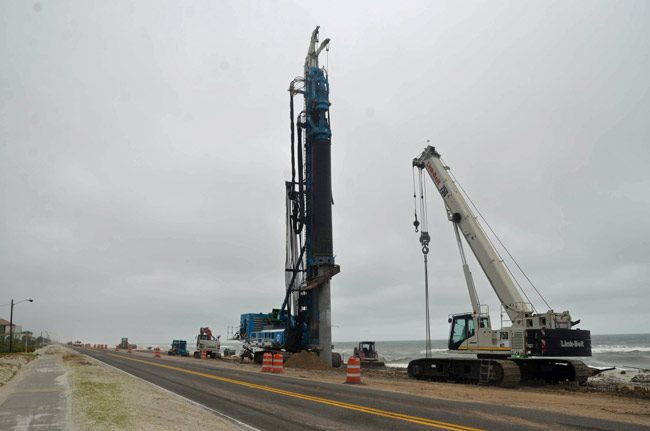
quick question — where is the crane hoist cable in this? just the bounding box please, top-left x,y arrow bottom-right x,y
412,167 -> 420,232
413,165 -> 432,359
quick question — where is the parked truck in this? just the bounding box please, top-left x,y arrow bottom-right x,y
194,327 -> 220,359
168,340 -> 189,357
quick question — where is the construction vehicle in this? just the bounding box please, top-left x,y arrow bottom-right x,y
119,338 -> 129,349
353,341 -> 386,368
168,340 -> 189,357
118,337 -> 136,350
223,347 -> 237,357
409,146 -> 591,387
232,27 -> 341,368
194,327 -> 221,359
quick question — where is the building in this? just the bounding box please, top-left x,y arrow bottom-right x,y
0,318 -> 22,340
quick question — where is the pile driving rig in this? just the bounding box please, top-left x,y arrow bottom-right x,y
234,27 -> 341,367
410,146 -> 591,387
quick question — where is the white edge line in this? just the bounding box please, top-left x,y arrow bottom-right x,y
78,350 -> 261,431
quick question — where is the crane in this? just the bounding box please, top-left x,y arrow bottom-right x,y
409,146 -> 592,386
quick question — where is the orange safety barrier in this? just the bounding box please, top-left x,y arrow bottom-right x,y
200,350 -> 207,360
272,353 -> 284,374
261,352 -> 273,372
345,356 -> 361,384
154,347 -> 161,358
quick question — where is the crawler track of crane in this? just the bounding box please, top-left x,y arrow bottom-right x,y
407,357 -> 589,388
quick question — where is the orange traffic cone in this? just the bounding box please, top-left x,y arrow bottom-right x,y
345,356 -> 361,384
272,353 -> 284,373
261,352 -> 273,372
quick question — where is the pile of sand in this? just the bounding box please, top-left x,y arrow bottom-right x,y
284,351 -> 329,370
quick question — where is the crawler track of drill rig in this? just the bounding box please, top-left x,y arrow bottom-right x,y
407,358 -> 589,388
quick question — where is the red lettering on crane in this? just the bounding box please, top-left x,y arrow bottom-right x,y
426,162 -> 442,186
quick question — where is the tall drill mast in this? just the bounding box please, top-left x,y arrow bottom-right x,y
284,27 -> 339,365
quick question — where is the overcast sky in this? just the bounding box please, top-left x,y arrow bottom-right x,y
1,1 -> 649,345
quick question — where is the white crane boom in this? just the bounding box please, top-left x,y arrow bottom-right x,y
413,146 -> 528,321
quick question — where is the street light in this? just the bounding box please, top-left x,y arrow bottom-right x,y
9,298 -> 34,353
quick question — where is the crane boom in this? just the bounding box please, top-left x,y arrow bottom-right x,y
413,146 -> 528,321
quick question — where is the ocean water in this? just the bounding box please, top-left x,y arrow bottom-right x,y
139,333 -> 650,370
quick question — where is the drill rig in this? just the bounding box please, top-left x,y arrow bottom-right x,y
234,27 -> 340,367
410,146 -> 591,386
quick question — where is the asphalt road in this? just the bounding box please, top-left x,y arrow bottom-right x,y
77,349 -> 646,431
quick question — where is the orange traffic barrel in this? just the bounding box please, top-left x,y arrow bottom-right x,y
345,356 -> 361,384
128,346 -> 132,353
154,347 -> 161,358
261,352 -> 273,372
272,353 -> 284,373
200,350 -> 207,360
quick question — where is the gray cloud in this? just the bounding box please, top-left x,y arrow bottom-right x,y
1,1 -> 648,345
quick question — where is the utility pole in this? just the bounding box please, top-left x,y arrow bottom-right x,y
8,298 -> 34,353
9,299 -> 13,353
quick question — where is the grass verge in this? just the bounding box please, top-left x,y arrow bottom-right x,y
64,352 -> 133,429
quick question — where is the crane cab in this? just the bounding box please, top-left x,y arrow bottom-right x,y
448,312 -> 492,351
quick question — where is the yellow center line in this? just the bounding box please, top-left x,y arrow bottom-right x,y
106,352 -> 484,431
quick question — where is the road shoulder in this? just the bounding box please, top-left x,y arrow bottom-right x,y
62,347 -> 246,430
